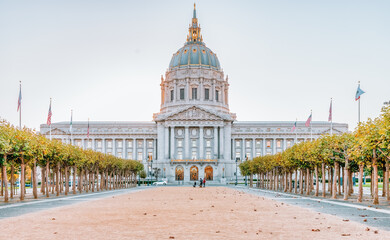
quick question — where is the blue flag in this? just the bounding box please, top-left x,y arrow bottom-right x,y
355,85 -> 365,101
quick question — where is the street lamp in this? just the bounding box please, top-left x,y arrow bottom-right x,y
235,157 -> 240,186
149,155 -> 153,186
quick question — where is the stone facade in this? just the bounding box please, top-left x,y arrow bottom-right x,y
40,6 -> 348,183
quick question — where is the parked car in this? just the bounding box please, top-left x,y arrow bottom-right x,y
152,180 -> 167,186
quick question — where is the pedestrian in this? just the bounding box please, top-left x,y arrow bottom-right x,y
199,178 -> 203,188
193,181 -> 196,188
203,178 -> 206,188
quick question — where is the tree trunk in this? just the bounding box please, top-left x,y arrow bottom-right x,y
315,165 -> 319,196
72,166 -> 76,194
46,163 -> 50,197
294,170 -> 297,193
306,168 -> 310,195
96,169 -> 100,191
55,164 -> 60,196
250,174 -> 253,188
343,159 -> 349,201
79,170 -> 83,193
10,164 -> 14,199
373,150 -> 379,205
338,166 -> 341,195
386,161 -> 390,202
348,170 -> 354,195
358,163 -> 364,202
332,162 -> 338,199
329,168 -> 332,194
20,161 -> 25,201
41,167 -> 46,195
322,163 -> 326,197
64,166 -> 69,195
32,161 -> 38,199
2,156 -> 9,202
299,169 -> 303,194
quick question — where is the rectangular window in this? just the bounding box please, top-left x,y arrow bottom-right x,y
192,88 -> 197,100
76,140 -> 81,147
148,141 -> 153,148
192,139 -> 197,147
256,140 -> 261,148
192,150 -> 197,159
170,90 -> 174,101
206,140 -> 211,147
117,141 -> 122,148
235,152 -> 241,159
107,141 -> 112,148
87,140 -> 92,149
177,150 -> 183,159
236,140 -> 240,147
256,152 -> 261,157
205,88 -> 209,100
215,90 -> 219,101
127,151 -> 132,159
127,140 -> 133,148
287,141 -> 292,148
137,140 -> 142,148
246,140 -> 251,148
117,152 -> 122,158
266,140 -> 271,148
148,152 -> 153,160
137,152 -> 143,161
206,150 -> 211,159
277,140 -> 281,148
246,152 -> 251,160
180,88 -> 185,100
97,140 -> 102,148
177,140 -> 183,147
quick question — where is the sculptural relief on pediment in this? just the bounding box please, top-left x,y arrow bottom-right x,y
167,107 -> 221,121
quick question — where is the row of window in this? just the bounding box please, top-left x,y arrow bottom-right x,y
170,88 -> 220,101
73,139 -> 155,149
234,139 -> 298,149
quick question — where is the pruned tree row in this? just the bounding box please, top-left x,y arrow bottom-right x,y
0,120 -> 144,202
240,106 -> 390,205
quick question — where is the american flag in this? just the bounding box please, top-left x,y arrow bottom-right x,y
87,118 -> 90,138
305,113 -> 312,127
328,99 -> 332,122
17,82 -> 22,112
291,121 -> 297,132
47,99 -> 52,126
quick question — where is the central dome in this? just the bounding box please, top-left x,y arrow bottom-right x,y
169,43 -> 221,71
168,4 -> 221,71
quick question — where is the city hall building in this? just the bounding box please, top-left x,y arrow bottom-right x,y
40,6 -> 348,183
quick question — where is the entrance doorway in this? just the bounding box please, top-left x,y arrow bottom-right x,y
190,166 -> 198,181
175,166 -> 184,181
204,166 -> 213,180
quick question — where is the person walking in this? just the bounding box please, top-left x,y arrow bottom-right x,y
193,181 -> 197,188
199,178 -> 203,188
203,178 -> 206,188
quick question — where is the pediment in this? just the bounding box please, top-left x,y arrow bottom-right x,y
45,128 -> 68,135
167,106 -> 223,121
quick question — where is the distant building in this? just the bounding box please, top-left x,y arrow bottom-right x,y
41,5 -> 348,183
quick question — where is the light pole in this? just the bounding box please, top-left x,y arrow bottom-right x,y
235,157 -> 240,186
149,155 -> 153,186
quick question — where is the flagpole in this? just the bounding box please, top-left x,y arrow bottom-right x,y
310,110 -> 312,141
19,81 -> 22,129
330,98 -> 333,135
295,118 -> 297,144
358,81 -> 361,123
70,109 -> 73,145
49,98 -> 52,141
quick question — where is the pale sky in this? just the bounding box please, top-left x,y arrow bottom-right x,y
1,0 -> 389,131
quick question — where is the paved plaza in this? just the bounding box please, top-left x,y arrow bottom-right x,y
0,186 -> 389,239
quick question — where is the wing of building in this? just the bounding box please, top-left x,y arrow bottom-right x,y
40,5 -> 348,183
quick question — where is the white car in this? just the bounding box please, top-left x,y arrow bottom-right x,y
153,180 -> 167,186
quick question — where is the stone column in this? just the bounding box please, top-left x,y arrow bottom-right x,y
262,138 -> 266,156
219,127 -> 224,159
112,138 -> 116,156
92,138 -> 95,151
252,138 -> 256,159
170,127 -> 175,159
199,126 -> 204,159
102,138 -> 106,153
143,138 -> 147,161
122,138 -> 126,158
157,123 -> 165,160
82,139 -> 85,149
132,138 -> 137,160
164,127 -> 169,159
185,126 -> 190,159
273,138 -> 276,155
241,138 -> 245,160
153,138 -> 157,160
232,137 -> 236,159
213,127 -> 218,159
283,138 -> 287,151
224,123 -> 232,162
